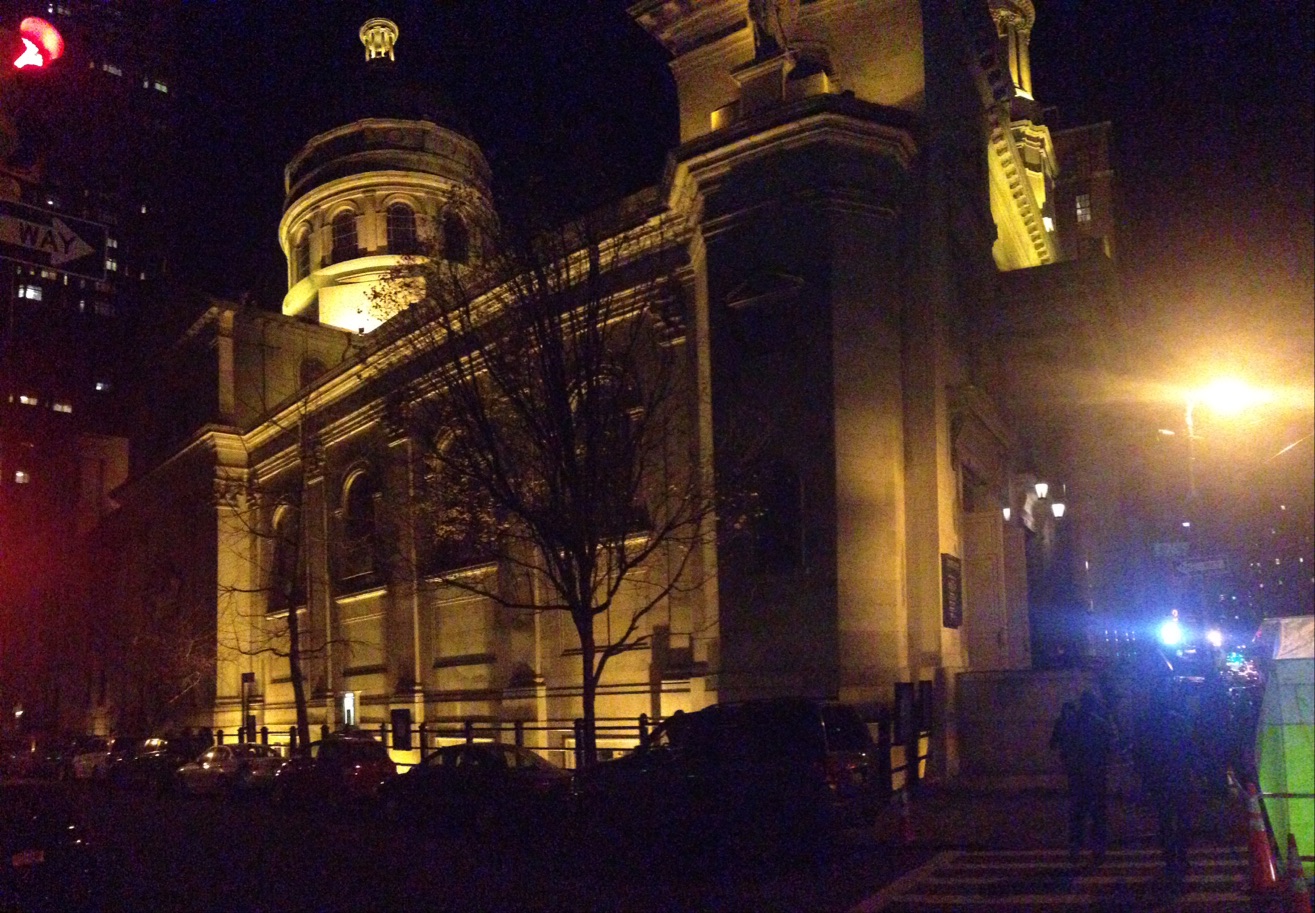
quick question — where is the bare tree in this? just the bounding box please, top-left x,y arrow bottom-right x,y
372,200 -> 721,764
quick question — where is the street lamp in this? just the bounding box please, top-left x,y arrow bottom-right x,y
1184,378 -> 1268,500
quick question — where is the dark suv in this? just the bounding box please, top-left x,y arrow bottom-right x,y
574,698 -> 881,859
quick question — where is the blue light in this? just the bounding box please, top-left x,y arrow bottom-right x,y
1159,617 -> 1184,646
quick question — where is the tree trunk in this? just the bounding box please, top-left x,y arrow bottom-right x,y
287,604 -> 311,755
579,621 -> 598,767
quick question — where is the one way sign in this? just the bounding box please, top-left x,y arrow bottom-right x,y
0,199 -> 107,280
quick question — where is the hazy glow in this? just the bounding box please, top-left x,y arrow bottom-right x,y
1159,618 -> 1183,646
1206,629 -> 1223,648
1196,378 -> 1268,416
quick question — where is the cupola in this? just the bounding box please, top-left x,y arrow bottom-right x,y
278,16 -> 492,334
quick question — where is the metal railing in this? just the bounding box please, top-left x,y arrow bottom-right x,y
203,679 -> 937,791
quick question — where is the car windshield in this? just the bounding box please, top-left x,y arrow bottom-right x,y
315,738 -> 387,762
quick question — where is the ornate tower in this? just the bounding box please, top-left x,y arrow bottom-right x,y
278,17 -> 491,334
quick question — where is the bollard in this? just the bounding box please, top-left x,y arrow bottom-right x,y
260,726 -> 269,745
514,720 -> 524,747
418,722 -> 428,761
638,713 -> 649,749
464,719 -> 474,744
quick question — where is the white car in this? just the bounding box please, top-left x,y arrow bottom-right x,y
176,744 -> 285,794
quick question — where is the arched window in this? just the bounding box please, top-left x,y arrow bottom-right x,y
330,211 -> 358,264
339,471 -> 377,579
270,504 -> 305,612
442,211 -> 469,263
386,203 -> 417,254
293,228 -> 311,281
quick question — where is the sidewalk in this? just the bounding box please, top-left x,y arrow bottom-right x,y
871,766 -> 1248,853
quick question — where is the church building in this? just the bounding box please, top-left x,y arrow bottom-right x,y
89,0 -> 1115,776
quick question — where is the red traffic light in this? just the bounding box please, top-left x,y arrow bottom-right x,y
13,17 -> 63,69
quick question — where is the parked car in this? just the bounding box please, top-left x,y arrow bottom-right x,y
177,743 -> 285,795
106,738 -> 192,792
1,780 -> 100,911
378,742 -> 571,836
68,737 -> 115,781
271,732 -> 396,805
573,698 -> 882,860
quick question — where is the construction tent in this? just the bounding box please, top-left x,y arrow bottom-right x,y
1255,615 -> 1314,866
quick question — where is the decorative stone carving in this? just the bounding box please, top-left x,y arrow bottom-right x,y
747,0 -> 799,60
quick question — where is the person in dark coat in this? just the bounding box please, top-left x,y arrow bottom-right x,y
1133,680 -> 1199,890
1051,690 -> 1115,867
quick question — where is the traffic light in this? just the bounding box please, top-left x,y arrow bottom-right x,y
14,17 -> 63,69
3,16 -> 63,72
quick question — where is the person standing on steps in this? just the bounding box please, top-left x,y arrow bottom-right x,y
1051,690 -> 1115,868
1133,679 -> 1200,892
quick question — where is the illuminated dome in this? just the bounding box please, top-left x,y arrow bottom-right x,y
279,15 -> 490,334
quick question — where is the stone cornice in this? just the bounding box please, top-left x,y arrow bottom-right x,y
665,96 -> 916,217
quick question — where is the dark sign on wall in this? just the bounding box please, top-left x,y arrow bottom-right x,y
941,553 -> 962,629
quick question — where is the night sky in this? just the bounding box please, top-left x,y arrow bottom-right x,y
176,1 -> 1313,415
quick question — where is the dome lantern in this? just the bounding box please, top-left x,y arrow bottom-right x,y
360,18 -> 399,63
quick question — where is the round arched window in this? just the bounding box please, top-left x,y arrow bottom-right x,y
387,203 -> 417,254
330,211 -> 359,264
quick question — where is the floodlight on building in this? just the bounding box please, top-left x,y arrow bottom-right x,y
1051,501 -> 1066,518
1034,481 -> 1049,499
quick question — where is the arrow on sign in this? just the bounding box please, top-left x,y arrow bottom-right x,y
0,213 -> 96,266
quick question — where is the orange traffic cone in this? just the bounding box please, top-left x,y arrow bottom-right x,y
898,788 -> 915,844
1246,784 -> 1282,894
1286,833 -> 1311,913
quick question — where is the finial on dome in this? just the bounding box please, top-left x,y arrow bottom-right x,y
360,18 -> 399,62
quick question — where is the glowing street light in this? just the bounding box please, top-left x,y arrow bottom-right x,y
1159,616 -> 1184,647
1205,628 -> 1224,649
1184,378 -> 1269,499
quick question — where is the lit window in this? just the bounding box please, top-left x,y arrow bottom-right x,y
39,269 -> 56,280
18,394 -> 38,406
14,471 -> 30,485
1076,193 -> 1092,224
1042,215 -> 1054,232
140,204 -> 147,214
52,401 -> 72,414
105,258 -> 118,272
17,284 -> 43,301
106,237 -> 118,249
94,380 -> 111,392
101,62 -> 122,76
153,80 -> 168,93
93,300 -> 115,316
